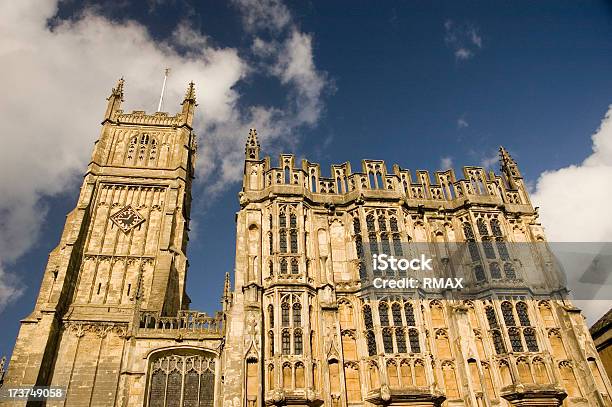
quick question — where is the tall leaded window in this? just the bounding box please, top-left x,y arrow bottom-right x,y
396,328 -> 407,353
516,302 -> 530,326
408,329 -> 421,353
504,263 -> 516,279
366,214 -> 376,232
279,294 -> 303,355
269,215 -> 274,255
268,304 -> 274,328
464,223 -> 481,263
289,214 -> 298,253
392,303 -> 402,326
491,219 -> 510,260
483,240 -> 496,259
353,216 -> 366,279
293,303 -> 302,326
366,330 -> 377,356
290,230 -> 298,253
524,328 -> 538,352
404,303 -> 416,326
291,258 -> 299,274
279,210 -> 287,253
379,302 -> 389,326
367,213 -> 379,262
474,265 -> 486,282
501,302 -> 516,326
268,332 -> 274,357
509,328 -> 523,352
378,215 -> 387,231
294,329 -> 303,355
490,262 -> 501,279
363,305 -> 374,329
282,330 -> 291,355
477,218 -> 489,236
485,306 -> 498,329
490,219 -> 503,236
390,217 -> 403,256
148,352 -> 215,407
382,328 -> 394,353
282,302 -> 290,326
381,232 -> 390,255
280,258 -> 288,274
492,330 -> 506,354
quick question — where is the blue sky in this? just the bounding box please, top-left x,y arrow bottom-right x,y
1,0 -> 611,359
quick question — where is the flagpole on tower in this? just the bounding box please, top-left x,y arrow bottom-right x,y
157,68 -> 170,112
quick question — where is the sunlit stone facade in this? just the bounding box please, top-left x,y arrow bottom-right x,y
3,80 -> 611,407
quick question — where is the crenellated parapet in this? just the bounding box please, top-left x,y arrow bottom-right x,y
111,110 -> 188,127
242,129 -> 530,210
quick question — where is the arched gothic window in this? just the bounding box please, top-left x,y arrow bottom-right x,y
366,214 -> 376,232
282,302 -> 290,326
524,328 -> 538,352
483,240 -> 496,259
148,352 -> 215,407
492,330 -> 506,354
268,331 -> 275,357
474,265 -> 486,282
408,329 -> 421,353
516,302 -> 530,326
464,223 -> 481,263
463,222 -> 475,239
293,303 -> 302,326
282,330 -> 291,355
485,306 -> 498,329
501,302 -> 516,326
490,262 -> 501,279
290,230 -> 298,253
280,258 -> 288,275
392,303 -> 402,326
477,218 -> 489,236
504,262 -> 516,279
290,258 -> 299,274
508,328 -> 523,352
396,328 -> 407,353
404,303 -> 416,326
382,328 -> 394,353
366,331 -> 377,356
379,302 -> 390,326
363,305 -> 374,329
294,329 -> 303,355
268,304 -> 274,328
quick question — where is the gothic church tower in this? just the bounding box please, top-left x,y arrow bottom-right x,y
4,79 -> 206,406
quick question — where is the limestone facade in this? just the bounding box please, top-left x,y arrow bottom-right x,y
2,80 -> 611,407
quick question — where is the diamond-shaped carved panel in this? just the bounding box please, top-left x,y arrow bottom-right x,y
110,205 -> 145,233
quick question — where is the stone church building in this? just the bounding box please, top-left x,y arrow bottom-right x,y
3,80 -> 611,406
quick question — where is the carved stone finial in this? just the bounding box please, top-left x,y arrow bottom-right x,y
499,145 -> 522,179
183,81 -> 196,103
109,77 -> 124,101
245,128 -> 261,160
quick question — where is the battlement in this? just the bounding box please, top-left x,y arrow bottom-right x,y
102,78 -> 196,129
243,128 -> 530,207
111,109 -> 187,127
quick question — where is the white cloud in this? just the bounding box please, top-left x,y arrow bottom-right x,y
232,0 -> 291,32
457,117 -> 469,129
532,106 -> 612,324
480,152 -> 499,169
532,106 -> 612,242
0,0 -> 329,311
444,19 -> 483,61
440,156 -> 453,169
